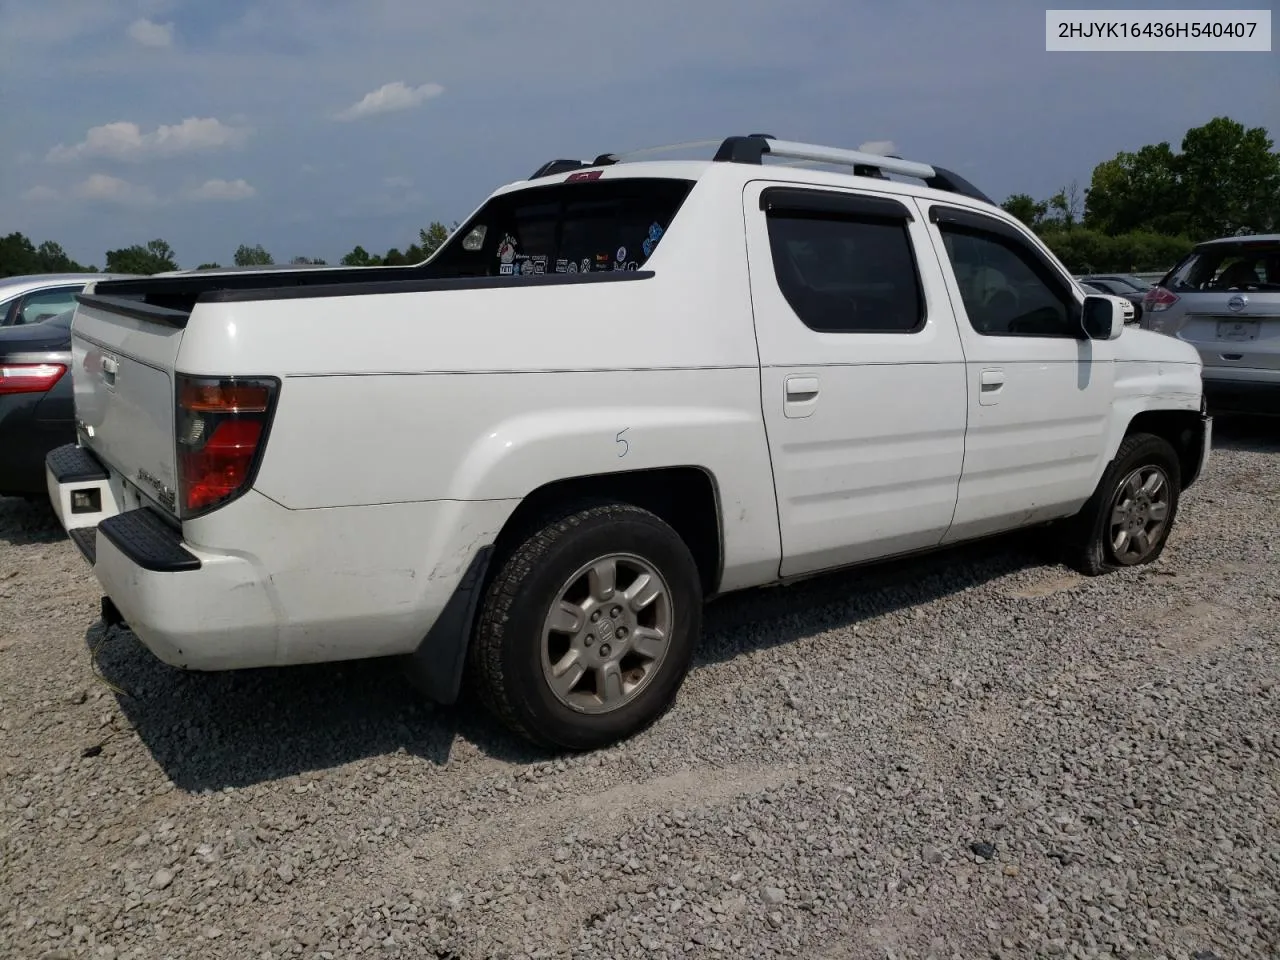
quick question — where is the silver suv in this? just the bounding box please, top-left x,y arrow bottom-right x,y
1142,234 -> 1279,415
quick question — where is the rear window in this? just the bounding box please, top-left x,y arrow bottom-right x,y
422,177 -> 694,279
1165,240 -> 1280,292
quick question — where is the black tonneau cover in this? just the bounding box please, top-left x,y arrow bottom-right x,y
86,267 -> 653,318
90,264 -> 422,314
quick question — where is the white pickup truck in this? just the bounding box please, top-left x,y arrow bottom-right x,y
47,135 -> 1211,750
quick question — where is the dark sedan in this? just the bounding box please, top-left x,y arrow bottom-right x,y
1078,275 -> 1149,310
0,309 -> 75,497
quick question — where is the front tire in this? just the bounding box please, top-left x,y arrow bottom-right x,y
468,502 -> 702,750
1060,432 -> 1181,576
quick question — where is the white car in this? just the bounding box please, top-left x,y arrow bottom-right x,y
0,273 -> 137,327
46,135 -> 1211,749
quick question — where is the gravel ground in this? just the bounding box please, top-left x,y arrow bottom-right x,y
2,418 -> 1277,960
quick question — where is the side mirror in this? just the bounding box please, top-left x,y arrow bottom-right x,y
1081,295 -> 1126,341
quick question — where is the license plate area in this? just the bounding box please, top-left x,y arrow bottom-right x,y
121,478 -> 150,512
1216,319 -> 1258,342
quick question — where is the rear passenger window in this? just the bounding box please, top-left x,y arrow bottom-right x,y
763,200 -> 925,334
423,177 -> 694,279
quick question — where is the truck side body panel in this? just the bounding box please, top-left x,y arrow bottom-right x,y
178,177 -> 782,593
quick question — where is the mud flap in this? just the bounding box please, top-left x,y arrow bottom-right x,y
1181,413 -> 1213,491
400,545 -> 494,704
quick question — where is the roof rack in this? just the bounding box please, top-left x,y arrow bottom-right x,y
527,134 -> 993,205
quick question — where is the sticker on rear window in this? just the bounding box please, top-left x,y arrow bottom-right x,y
643,222 -> 665,258
511,254 -> 549,276
497,234 -> 517,265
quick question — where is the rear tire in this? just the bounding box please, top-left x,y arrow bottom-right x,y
1059,432 -> 1181,576
468,501 -> 702,750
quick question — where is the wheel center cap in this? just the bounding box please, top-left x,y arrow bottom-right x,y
597,618 -> 616,644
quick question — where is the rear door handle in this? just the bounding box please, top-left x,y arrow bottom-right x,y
978,368 -> 1004,406
784,375 -> 819,419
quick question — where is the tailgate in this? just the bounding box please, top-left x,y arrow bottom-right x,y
1184,308 -> 1280,372
71,294 -> 190,515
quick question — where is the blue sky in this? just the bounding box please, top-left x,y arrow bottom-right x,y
2,0 -> 1276,269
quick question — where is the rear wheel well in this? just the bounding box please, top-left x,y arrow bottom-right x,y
1124,410 -> 1204,490
492,467 -> 723,596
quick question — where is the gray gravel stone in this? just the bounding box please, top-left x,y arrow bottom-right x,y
2,419 -> 1278,960
148,869 -> 174,891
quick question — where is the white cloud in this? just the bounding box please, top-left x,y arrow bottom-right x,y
21,185 -> 60,202
128,17 -> 173,48
71,173 -> 157,206
857,140 -> 896,156
333,81 -> 444,121
383,175 -> 412,189
187,178 -> 257,201
47,117 -> 250,163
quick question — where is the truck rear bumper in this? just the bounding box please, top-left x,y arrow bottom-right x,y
46,443 -> 516,678
89,518 -> 281,671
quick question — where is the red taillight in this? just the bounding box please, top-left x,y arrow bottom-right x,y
176,374 -> 278,516
0,362 -> 67,395
1142,286 -> 1179,313
179,379 -> 272,413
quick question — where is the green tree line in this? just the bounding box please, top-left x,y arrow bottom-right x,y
0,222 -> 457,278
3,117 -> 1275,279
1000,116 -> 1278,274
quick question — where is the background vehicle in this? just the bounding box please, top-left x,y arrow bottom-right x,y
1142,234 -> 1280,415
0,274 -> 137,328
1079,274 -> 1148,312
46,135 -> 1210,751
1082,273 -> 1152,293
154,263 -> 338,276
1079,281 -> 1138,324
1,310 -> 75,496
